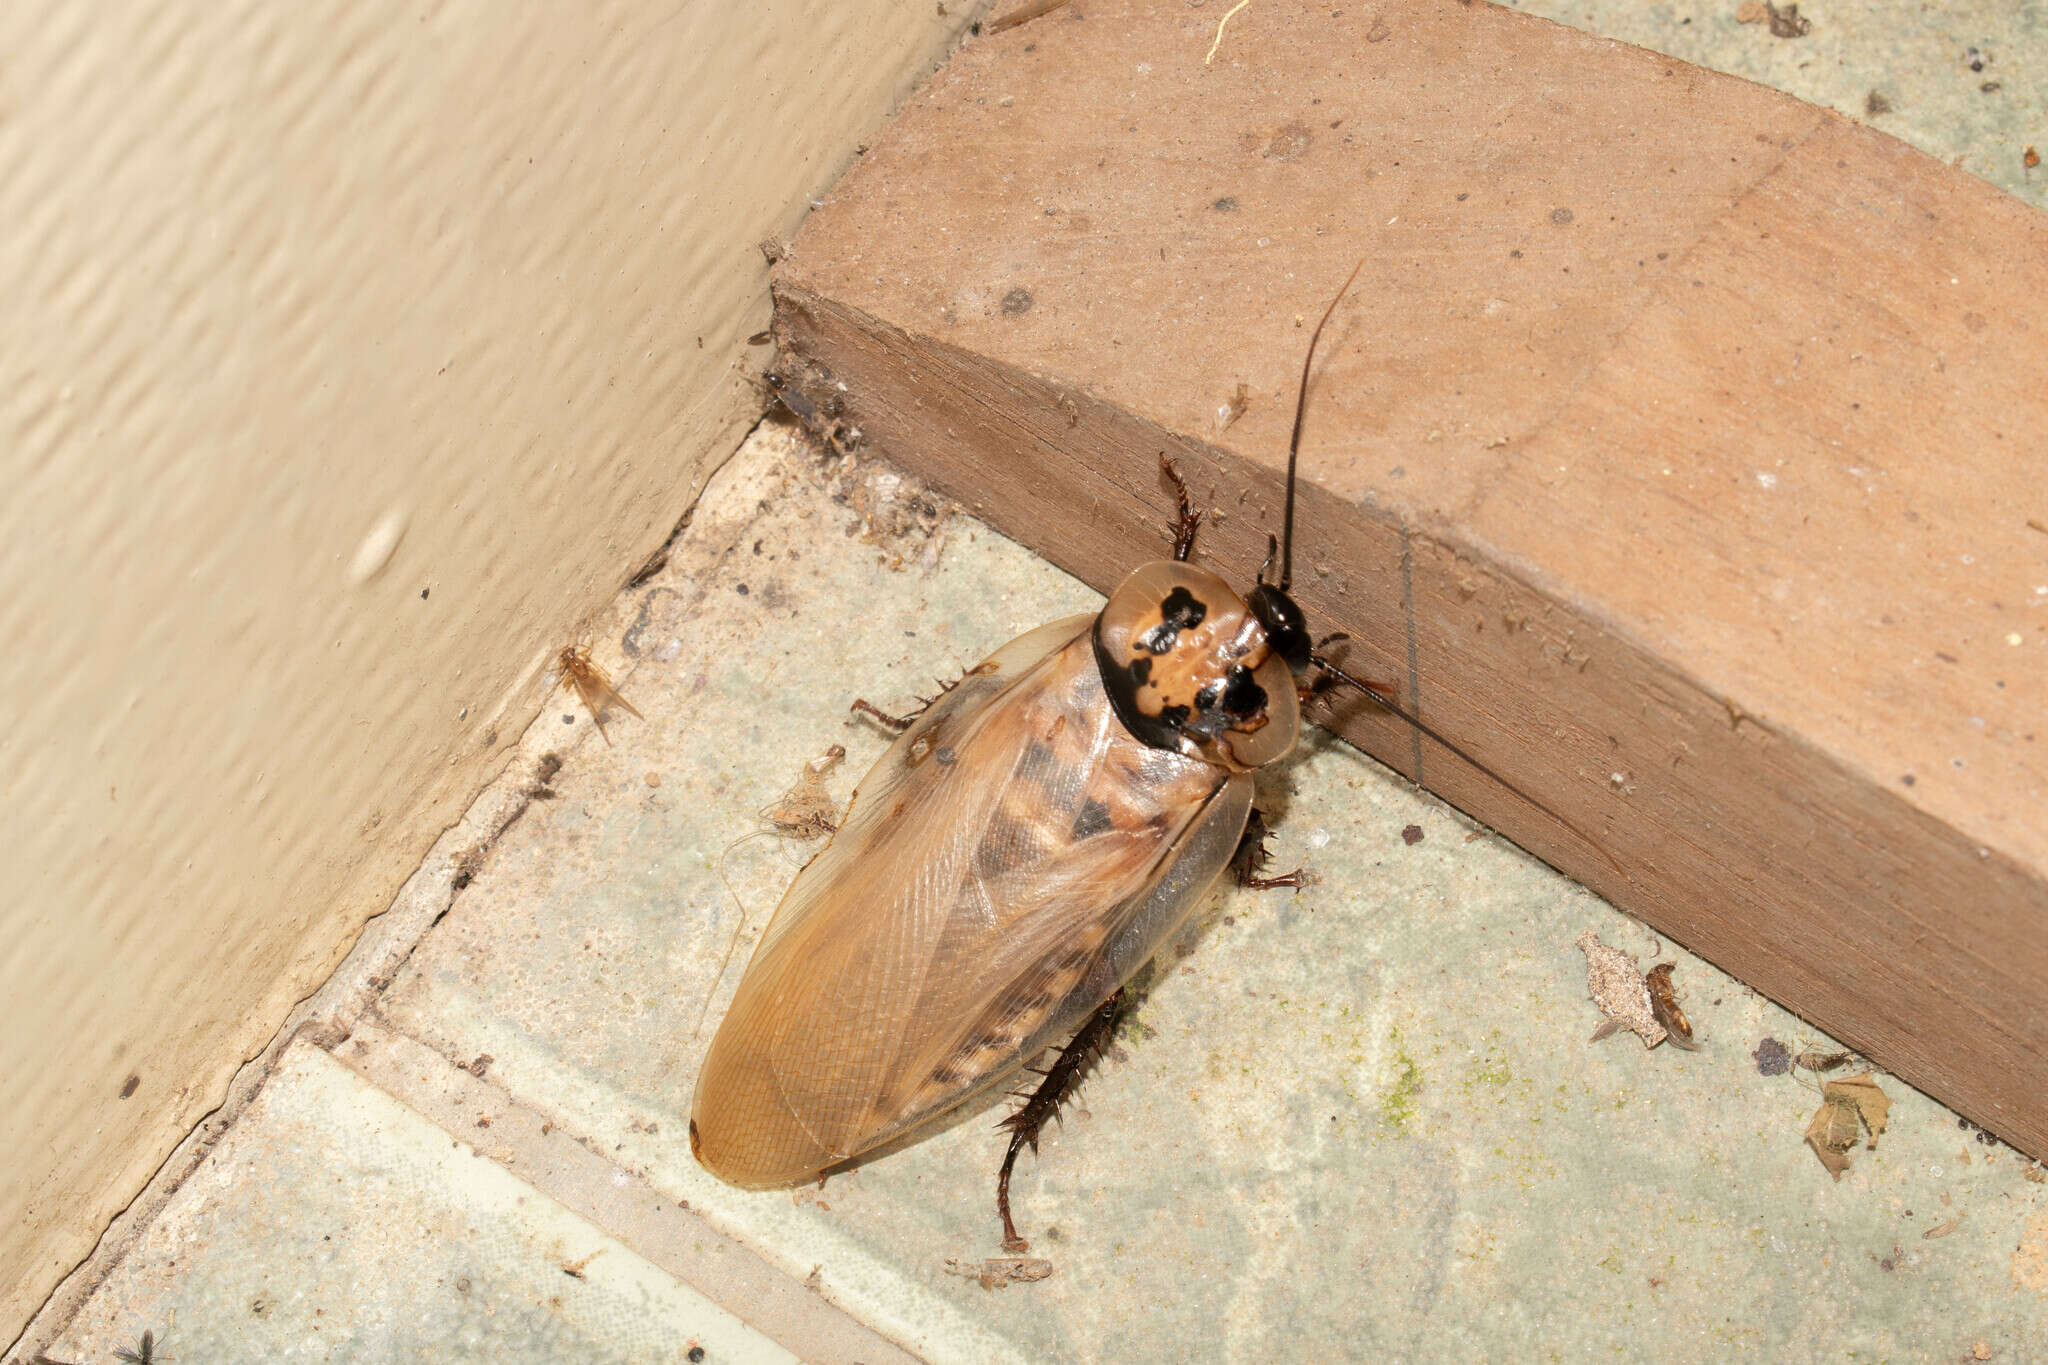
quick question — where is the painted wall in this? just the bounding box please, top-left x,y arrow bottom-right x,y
0,0 -> 980,1336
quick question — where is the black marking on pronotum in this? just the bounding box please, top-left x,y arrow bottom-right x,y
1137,586 -> 1207,655
1092,632 -> 1183,752
997,988 -> 1126,1253
1220,665 -> 1266,718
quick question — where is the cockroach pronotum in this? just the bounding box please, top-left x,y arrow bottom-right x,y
690,256 -> 1612,1244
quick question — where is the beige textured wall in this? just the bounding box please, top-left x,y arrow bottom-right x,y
0,0 -> 978,1337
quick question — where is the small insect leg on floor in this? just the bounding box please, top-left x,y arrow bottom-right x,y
996,989 -> 1127,1253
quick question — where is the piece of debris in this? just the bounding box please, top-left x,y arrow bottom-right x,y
1216,380 -> 1251,431
113,1332 -> 164,1365
465,1053 -> 494,1078
1921,1214 -> 1964,1240
945,1256 -> 1055,1289
561,1249 -> 604,1279
1863,90 -> 1892,116
2026,146 -> 2041,172
761,743 -> 848,838
557,645 -> 643,746
450,844 -> 487,890
527,751 -> 564,801
1829,1073 -> 1890,1139
1576,931 -> 1666,1048
986,0 -> 1073,34
1805,1093 -> 1861,1178
1643,963 -> 1699,1050
1804,1072 -> 1891,1179
1401,823 -> 1425,846
1763,1 -> 1810,37
1753,1037 -> 1791,1075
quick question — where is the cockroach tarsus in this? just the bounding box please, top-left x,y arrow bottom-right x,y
557,645 -> 644,746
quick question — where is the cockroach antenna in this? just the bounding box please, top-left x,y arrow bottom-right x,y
1255,254 -> 1622,876
1278,254 -> 1369,593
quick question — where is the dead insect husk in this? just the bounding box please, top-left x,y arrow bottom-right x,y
1643,963 -> 1698,1050
557,645 -> 643,745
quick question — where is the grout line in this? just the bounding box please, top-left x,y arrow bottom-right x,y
331,1022 -> 925,1365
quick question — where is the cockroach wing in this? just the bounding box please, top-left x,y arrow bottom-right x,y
692,613 -> 1252,1188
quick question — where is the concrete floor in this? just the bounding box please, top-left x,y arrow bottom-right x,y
28,423 -> 2048,1364
15,7 -> 2048,1364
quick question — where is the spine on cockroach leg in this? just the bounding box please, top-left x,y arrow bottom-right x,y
996,989 -> 1127,1253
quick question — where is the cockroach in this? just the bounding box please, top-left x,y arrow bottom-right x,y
690,256 -> 1611,1241
556,645 -> 643,746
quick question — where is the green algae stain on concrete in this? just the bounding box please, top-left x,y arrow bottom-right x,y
1381,1031 -> 1425,1135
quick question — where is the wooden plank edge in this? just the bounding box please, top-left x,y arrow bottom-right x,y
771,276 -> 2048,1163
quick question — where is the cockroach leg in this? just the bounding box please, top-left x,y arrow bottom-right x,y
1157,453 -> 1201,562
849,698 -> 916,734
996,989 -> 1126,1253
1230,807 -> 1302,890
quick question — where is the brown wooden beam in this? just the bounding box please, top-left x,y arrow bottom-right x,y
772,0 -> 2048,1158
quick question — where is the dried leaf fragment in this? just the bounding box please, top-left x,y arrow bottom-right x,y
1803,1072 -> 1890,1179
1575,931 -> 1665,1048
1921,1214 -> 1964,1239
1805,1096 -> 1861,1178
1826,1073 -> 1891,1144
945,1256 -> 1055,1290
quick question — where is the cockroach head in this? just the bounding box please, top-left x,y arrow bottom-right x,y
1244,580 -> 1312,674
1093,562 -> 1300,772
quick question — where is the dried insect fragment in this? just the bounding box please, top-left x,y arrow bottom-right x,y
761,743 -> 847,838
1643,963 -> 1698,1050
557,645 -> 643,746
113,1331 -> 164,1365
945,1256 -> 1055,1290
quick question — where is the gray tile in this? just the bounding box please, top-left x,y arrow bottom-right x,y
45,1044 -> 795,1365
382,424 -> 2048,1363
